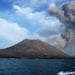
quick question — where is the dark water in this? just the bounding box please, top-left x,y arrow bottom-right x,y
0,59 -> 75,75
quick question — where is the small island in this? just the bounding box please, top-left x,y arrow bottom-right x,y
0,39 -> 68,58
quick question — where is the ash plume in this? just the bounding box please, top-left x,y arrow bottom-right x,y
48,2 -> 75,56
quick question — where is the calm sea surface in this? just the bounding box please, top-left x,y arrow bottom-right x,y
0,59 -> 75,75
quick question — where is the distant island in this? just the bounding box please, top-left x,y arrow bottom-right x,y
0,39 -> 68,58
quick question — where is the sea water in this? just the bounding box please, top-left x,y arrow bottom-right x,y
0,59 -> 75,75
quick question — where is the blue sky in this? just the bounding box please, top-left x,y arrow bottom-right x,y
0,0 -> 72,49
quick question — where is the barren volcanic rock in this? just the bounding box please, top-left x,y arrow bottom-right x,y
0,39 -> 67,58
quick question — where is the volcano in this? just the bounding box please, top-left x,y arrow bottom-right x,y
0,39 -> 68,58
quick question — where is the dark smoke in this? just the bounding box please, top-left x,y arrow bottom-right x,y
48,2 -> 75,56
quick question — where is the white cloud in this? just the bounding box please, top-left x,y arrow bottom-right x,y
13,5 -> 33,17
13,5 -> 63,31
0,18 -> 29,48
48,3 -> 57,9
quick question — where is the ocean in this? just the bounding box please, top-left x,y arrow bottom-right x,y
0,59 -> 75,75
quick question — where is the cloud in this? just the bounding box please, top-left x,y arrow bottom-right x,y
13,5 -> 63,32
14,5 -> 64,35
0,18 -> 29,48
13,5 -> 33,16
38,17 -> 64,37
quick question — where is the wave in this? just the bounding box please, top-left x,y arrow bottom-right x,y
58,71 -> 75,75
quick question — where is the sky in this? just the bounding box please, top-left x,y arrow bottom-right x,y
0,0 -> 73,49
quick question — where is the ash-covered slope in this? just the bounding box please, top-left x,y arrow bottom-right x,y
0,39 -> 68,58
